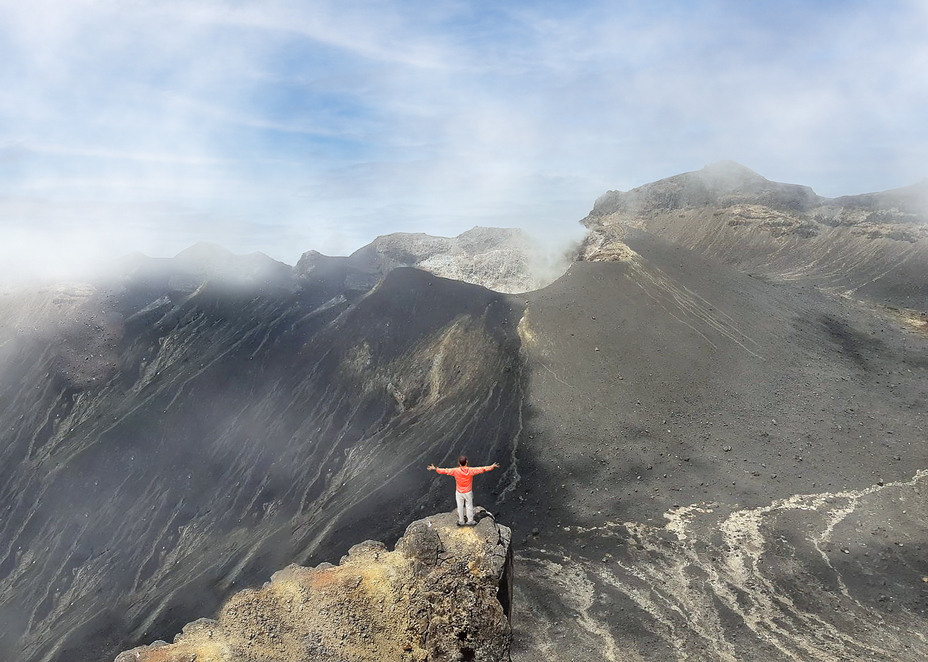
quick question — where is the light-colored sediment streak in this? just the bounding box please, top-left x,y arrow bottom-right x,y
496,357 -> 526,504
629,259 -> 765,359
514,470 -> 928,661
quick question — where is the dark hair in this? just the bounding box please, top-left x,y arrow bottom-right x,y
458,455 -> 468,466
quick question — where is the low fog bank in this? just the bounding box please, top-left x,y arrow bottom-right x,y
4,165 -> 924,290
520,225 -> 589,291
0,220 -> 588,297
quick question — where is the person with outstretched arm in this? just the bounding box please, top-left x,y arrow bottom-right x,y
427,455 -> 499,526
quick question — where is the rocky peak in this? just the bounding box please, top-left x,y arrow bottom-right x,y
173,241 -> 238,265
171,243 -> 293,287
696,159 -> 768,190
114,510 -> 513,662
589,161 -> 823,219
296,226 -> 569,294
582,164 -> 928,308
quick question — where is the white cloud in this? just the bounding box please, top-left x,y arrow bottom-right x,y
1,0 -> 926,279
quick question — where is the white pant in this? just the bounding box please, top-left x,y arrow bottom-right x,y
455,490 -> 475,524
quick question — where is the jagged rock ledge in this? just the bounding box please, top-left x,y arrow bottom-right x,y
115,510 -> 513,662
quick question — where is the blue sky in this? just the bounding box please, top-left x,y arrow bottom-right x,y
1,0 -> 926,277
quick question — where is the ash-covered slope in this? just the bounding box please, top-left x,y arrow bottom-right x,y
584,161 -> 928,309
509,228 -> 928,660
2,169 -> 928,662
0,254 -> 524,662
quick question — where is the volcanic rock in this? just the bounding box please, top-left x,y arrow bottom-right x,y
2,164 -> 928,662
298,226 -> 568,294
583,161 -> 928,309
114,510 -> 512,662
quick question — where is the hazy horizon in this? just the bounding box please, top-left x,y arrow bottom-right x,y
2,0 -> 927,279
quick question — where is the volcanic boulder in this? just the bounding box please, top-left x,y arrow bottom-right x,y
114,510 -> 513,662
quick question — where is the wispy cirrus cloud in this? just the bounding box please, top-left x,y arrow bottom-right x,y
0,0 -> 926,279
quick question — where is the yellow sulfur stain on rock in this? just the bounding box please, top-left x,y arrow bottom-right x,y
116,511 -> 512,662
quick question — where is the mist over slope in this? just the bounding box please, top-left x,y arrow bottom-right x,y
338,226 -> 572,294
0,248 -> 524,662
0,166 -> 927,661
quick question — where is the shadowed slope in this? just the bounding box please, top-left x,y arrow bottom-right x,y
0,266 -> 525,662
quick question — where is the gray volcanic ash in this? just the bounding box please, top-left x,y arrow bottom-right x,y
510,226 -> 928,660
506,168 -> 927,658
0,166 -> 927,662
0,250 -> 524,662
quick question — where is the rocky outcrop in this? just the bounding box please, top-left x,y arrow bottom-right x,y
589,160 -> 826,217
297,227 -> 568,294
115,510 -> 512,662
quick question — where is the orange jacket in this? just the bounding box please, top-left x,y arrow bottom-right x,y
435,465 -> 494,493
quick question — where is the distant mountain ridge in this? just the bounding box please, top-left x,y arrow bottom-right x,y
337,226 -> 562,294
93,226 -> 565,300
591,161 -> 928,220
583,161 -> 928,309
591,160 -> 824,215
1,164 -> 927,662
